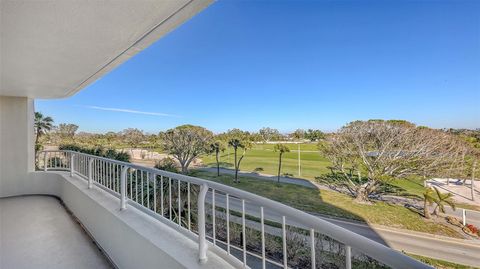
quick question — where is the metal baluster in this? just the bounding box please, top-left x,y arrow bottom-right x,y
92,159 -> 95,182
345,245 -> 351,269
135,170 -> 138,202
198,183 -> 209,264
282,216 -> 287,269
310,229 -> 316,269
120,166 -> 127,210
141,171 -> 144,206
153,174 -> 157,213
187,182 -> 191,230
43,152 -> 47,171
70,153 -> 74,177
88,158 -> 93,189
261,206 -> 266,269
108,162 -> 111,189
178,180 -> 181,226
212,189 -> 216,245
160,176 -> 164,216
147,172 -> 150,209
103,161 -> 106,186
113,164 -> 116,191
226,194 -> 230,255
129,170 -> 133,199
242,199 -> 247,267
169,177 -> 172,220
116,164 -> 118,191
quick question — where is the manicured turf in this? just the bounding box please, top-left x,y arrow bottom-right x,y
388,177 -> 426,199
201,143 -> 432,199
190,170 -> 462,238
201,143 -> 331,180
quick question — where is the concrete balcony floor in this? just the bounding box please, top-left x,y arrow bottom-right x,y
0,195 -> 112,269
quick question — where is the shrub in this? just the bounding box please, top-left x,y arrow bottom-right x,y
59,144 -> 130,162
154,157 -> 178,173
253,167 -> 264,173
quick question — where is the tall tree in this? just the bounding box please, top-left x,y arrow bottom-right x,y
291,129 -> 305,140
162,125 -> 213,174
305,129 -> 324,141
209,140 -> 226,176
122,128 -> 144,151
57,123 -> 79,141
274,144 -> 290,183
34,112 -> 53,144
422,187 -> 436,219
259,127 -> 280,142
227,129 -> 252,183
321,120 -> 468,203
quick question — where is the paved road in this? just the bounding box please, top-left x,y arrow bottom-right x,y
200,167 -> 480,227
206,191 -> 480,267
199,167 -> 323,188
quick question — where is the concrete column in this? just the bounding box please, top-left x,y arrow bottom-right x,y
0,96 -> 35,197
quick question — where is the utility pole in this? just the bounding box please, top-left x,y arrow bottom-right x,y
472,160 -> 477,201
298,143 -> 301,177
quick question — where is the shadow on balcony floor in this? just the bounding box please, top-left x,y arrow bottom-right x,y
0,195 -> 112,269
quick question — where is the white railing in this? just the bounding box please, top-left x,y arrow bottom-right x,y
38,150 -> 431,269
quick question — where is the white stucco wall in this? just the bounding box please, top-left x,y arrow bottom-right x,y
0,97 -> 234,268
0,96 -> 35,197
18,172 -> 235,269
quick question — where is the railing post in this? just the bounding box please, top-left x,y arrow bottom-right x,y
345,245 -> 351,269
88,158 -> 94,189
198,183 -> 209,264
43,152 -> 47,172
120,166 -> 128,210
70,153 -> 75,177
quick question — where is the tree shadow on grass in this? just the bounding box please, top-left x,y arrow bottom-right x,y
204,161 -> 234,168
190,169 -> 391,269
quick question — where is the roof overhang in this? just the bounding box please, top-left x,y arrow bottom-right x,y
0,0 -> 212,99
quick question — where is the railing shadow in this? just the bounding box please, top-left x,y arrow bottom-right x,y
427,179 -> 476,201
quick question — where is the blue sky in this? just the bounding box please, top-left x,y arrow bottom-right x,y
36,0 -> 480,134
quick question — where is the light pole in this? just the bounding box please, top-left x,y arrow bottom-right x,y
472,160 -> 477,201
298,142 -> 301,177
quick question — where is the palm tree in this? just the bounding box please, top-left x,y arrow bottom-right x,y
431,186 -> 456,216
423,187 -> 436,219
228,138 -> 251,183
34,112 -> 53,144
228,138 -> 244,183
209,140 -> 226,176
274,144 -> 290,183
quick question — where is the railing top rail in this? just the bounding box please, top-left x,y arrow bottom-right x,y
40,150 -> 431,269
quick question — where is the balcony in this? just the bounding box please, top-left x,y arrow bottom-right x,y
1,195 -> 112,269
0,150 -> 430,269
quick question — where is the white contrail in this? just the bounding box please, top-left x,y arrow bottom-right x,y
81,105 -> 179,117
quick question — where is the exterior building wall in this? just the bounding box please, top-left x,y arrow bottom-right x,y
20,172 -> 235,269
0,96 -> 35,197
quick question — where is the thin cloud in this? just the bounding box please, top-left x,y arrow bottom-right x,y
80,105 -> 179,117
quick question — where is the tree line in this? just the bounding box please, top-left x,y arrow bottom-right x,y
35,112 -> 321,182
35,112 -> 479,205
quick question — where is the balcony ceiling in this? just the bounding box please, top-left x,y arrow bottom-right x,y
0,0 -> 211,99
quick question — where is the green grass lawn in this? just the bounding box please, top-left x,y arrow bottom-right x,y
388,177 -> 426,199
201,143 -> 431,199
201,143 -> 331,180
190,170 -> 462,238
